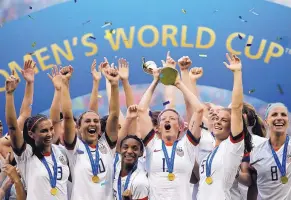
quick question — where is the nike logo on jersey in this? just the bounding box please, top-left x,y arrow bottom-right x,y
154,149 -> 162,152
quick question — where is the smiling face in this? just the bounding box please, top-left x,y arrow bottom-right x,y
79,112 -> 101,145
29,119 -> 54,148
213,109 -> 231,141
266,105 -> 289,135
120,138 -> 143,166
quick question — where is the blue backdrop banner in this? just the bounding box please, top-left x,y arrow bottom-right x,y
0,0 -> 291,133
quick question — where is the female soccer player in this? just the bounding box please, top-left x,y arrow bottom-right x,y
5,72 -> 70,200
239,103 -> 291,200
113,135 -> 149,200
196,53 -> 252,200
61,63 -> 120,200
231,102 -> 267,200
137,52 -> 204,200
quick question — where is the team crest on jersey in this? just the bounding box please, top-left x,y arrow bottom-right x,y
99,143 -> 107,154
59,155 -> 67,165
176,146 -> 184,157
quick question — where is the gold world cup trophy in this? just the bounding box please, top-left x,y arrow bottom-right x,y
142,57 -> 178,85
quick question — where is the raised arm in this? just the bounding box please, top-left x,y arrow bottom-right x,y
116,105 -> 139,152
17,60 -> 35,130
60,66 -> 76,145
138,68 -> 160,139
177,56 -> 194,121
5,71 -> 24,150
103,65 -> 120,143
102,58 -> 126,130
175,73 -> 204,120
89,59 -> 102,112
223,53 -> 243,136
47,65 -> 63,144
118,58 -> 135,107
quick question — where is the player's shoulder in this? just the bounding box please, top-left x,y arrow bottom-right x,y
132,169 -> 149,187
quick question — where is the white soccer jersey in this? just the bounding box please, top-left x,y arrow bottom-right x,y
14,144 -> 69,200
144,130 -> 199,200
113,164 -> 149,200
65,134 -> 115,200
250,138 -> 291,200
197,133 -> 244,200
230,134 -> 268,200
192,129 -> 215,200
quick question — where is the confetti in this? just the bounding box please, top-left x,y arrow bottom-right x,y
89,36 -> 96,40
74,0 -> 77,2
213,9 -> 219,14
32,42 -> 36,47
104,29 -> 116,39
110,29 -> 116,34
276,37 -> 283,41
238,34 -> 243,40
82,20 -> 91,25
98,95 -> 102,98
182,9 -> 186,14
246,43 -> 252,46
142,57 -> 146,64
29,6 -> 32,9
277,84 -> 284,94
199,54 -> 207,58
248,89 -> 256,94
28,15 -> 34,20
101,22 -> 112,28
26,52 -> 34,55
249,8 -> 259,15
239,16 -> 247,22
163,101 -> 170,106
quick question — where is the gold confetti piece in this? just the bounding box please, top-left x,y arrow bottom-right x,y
199,54 -> 207,58
32,42 -> 36,47
248,89 -> 255,94
182,9 -> 186,14
98,95 -> 102,98
104,31 -> 111,40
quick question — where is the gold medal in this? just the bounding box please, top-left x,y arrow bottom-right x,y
281,176 -> 288,184
50,188 -> 58,196
168,173 -> 175,181
205,177 -> 213,185
92,175 -> 100,183
122,189 -> 132,197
